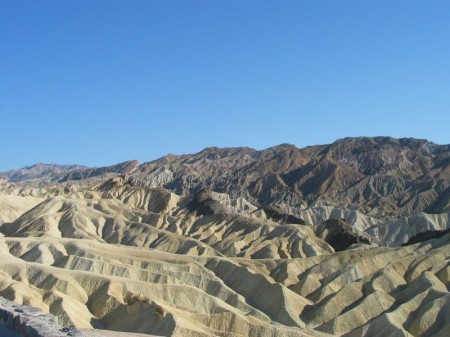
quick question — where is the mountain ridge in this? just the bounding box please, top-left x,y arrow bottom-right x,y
2,137 -> 449,218
0,136 -> 449,336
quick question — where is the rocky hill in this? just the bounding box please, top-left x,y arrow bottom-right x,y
0,161 -> 140,184
136,137 -> 450,216
4,137 -> 449,216
0,137 -> 449,337
0,163 -> 87,182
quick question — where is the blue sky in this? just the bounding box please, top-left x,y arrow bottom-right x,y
1,1 -> 449,171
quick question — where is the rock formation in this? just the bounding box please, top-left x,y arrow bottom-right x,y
0,137 -> 449,336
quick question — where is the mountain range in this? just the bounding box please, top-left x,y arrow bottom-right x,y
0,136 -> 449,337
3,137 -> 450,213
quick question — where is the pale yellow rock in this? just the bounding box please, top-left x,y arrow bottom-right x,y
0,180 -> 448,337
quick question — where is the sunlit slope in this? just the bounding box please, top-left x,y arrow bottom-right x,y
0,234 -> 448,336
1,188 -> 333,259
0,238 -> 323,337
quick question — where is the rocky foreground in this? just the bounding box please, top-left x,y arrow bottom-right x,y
0,137 -> 449,336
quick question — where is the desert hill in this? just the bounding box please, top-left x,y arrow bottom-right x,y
5,137 -> 449,217
0,137 -> 449,336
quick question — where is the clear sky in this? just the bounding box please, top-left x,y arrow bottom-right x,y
1,1 -> 449,171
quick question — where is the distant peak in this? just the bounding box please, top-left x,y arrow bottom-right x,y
24,163 -> 85,169
275,143 -> 297,148
200,146 -> 220,153
334,136 -> 433,145
261,143 -> 298,152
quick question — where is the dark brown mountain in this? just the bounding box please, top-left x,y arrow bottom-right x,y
2,137 -> 449,217
134,137 -> 450,216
